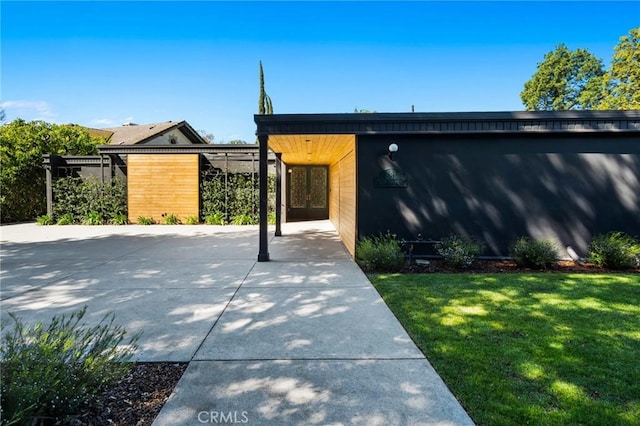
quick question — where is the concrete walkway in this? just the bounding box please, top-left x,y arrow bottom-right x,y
0,221 -> 474,425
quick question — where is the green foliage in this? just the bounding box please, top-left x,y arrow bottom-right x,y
511,237 -> 559,270
258,60 -> 273,115
599,27 -> 640,110
201,172 -> 227,219
184,215 -> 200,225
521,43 -> 605,111
201,170 -> 275,225
0,306 -> 139,424
110,213 -> 128,225
229,174 -> 257,218
589,232 -> 640,270
356,232 -> 406,272
204,212 -> 226,225
435,234 -> 484,269
231,214 -> 257,225
36,215 -> 53,225
81,211 -> 104,226
56,213 -> 75,225
522,28 -> 640,111
137,216 -> 154,225
52,177 -> 126,224
268,212 -> 276,225
163,214 -> 181,225
0,120 -> 102,223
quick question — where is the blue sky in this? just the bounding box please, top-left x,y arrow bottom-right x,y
2,1 -> 639,143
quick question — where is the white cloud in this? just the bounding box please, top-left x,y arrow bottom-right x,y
89,118 -> 116,126
88,116 -> 135,128
0,100 -> 57,121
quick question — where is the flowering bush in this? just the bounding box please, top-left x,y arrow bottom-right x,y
435,234 -> 484,269
1,307 -> 140,424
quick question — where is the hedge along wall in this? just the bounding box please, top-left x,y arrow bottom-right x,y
127,154 -> 200,223
46,152 -> 276,224
200,162 -> 276,224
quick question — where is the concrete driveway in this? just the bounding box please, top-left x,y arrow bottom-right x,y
0,221 -> 474,425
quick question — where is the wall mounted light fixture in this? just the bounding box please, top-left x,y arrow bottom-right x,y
388,142 -> 399,160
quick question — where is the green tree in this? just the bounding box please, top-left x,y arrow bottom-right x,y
520,43 -> 605,110
0,120 -> 102,222
258,60 -> 273,115
598,27 -> 640,110
198,130 -> 215,143
229,139 -> 251,144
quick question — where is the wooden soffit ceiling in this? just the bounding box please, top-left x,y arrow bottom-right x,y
268,134 -> 355,165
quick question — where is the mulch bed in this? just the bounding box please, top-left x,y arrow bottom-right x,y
68,362 -> 188,426
402,259 -> 640,274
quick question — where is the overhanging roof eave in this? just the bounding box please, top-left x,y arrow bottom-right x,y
254,110 -> 640,136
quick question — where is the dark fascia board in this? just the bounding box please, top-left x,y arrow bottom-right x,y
43,154 -> 110,167
176,121 -> 208,144
254,110 -> 640,135
97,143 -> 262,155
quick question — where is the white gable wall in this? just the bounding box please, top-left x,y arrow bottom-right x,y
140,129 -> 194,145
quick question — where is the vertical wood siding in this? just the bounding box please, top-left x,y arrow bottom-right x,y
127,154 -> 199,223
330,149 -> 356,257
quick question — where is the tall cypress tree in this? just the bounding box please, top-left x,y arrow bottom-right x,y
258,61 -> 273,115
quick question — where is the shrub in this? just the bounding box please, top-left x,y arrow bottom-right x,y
268,212 -> 276,225
82,211 -> 103,225
0,306 -> 140,424
52,177 -> 126,224
356,232 -> 406,272
56,213 -> 75,225
185,216 -> 200,225
36,215 -> 53,225
435,234 -> 484,269
589,232 -> 640,270
137,216 -> 154,225
163,214 -> 181,225
204,212 -> 226,225
110,213 -> 128,225
0,119 -> 101,223
511,237 -> 559,270
200,173 -> 226,219
200,169 -> 275,224
229,174 -> 257,218
231,214 -> 257,225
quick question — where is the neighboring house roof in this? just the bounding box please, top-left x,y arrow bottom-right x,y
100,120 -> 207,145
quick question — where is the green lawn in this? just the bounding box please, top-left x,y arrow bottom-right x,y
370,273 -> 640,426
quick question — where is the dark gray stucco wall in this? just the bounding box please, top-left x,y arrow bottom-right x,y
357,133 -> 640,257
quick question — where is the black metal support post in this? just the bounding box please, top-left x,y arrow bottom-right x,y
275,153 -> 282,236
257,134 -> 270,261
224,153 -> 229,220
108,155 -> 113,181
44,155 -> 54,216
100,155 -> 105,185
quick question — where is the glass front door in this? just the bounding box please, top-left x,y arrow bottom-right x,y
287,166 -> 329,221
